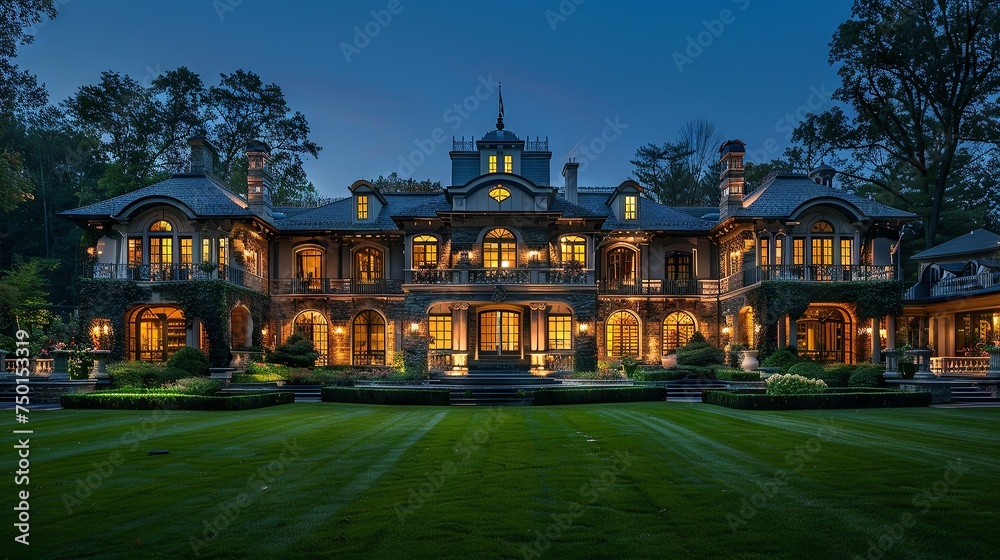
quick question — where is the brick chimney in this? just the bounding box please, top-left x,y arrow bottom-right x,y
718,139 -> 746,220
188,134 -> 218,176
245,140 -> 273,219
561,159 -> 579,204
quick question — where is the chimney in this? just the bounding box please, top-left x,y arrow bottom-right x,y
245,140 -> 273,219
561,159 -> 579,204
718,139 -> 746,220
188,134 -> 218,176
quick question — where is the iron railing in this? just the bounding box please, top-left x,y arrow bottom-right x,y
271,278 -> 402,295
718,264 -> 896,293
905,270 -> 1000,300
598,279 -> 698,296
85,263 -> 267,292
405,268 -> 595,286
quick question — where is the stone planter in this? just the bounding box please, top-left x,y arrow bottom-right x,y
907,349 -> 936,379
883,349 -> 902,379
49,349 -> 71,381
986,349 -> 1000,378
738,350 -> 759,372
91,350 -> 111,380
209,367 -> 234,385
661,354 -> 677,368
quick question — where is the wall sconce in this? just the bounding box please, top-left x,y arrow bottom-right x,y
261,326 -> 269,337
410,322 -> 420,332
527,250 -> 540,260
721,326 -> 732,335
865,327 -> 873,335
91,325 -> 100,337
334,326 -> 344,335
578,323 -> 589,333
879,328 -> 887,339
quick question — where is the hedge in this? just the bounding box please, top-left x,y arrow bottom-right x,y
322,387 -> 451,406
60,391 -> 294,410
531,386 -> 666,406
702,389 -> 931,410
713,368 -> 760,382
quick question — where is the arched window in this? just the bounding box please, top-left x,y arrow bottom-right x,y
354,247 -> 384,282
294,310 -> 328,366
662,312 -> 696,351
148,221 -> 174,280
560,235 -> 587,266
810,221 -> 834,270
149,220 -> 172,232
811,221 -> 834,233
606,311 -> 640,358
412,235 -> 439,269
606,247 -> 636,284
129,305 -> 185,362
483,228 -> 516,268
353,310 -> 386,365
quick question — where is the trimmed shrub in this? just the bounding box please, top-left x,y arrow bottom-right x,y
621,356 -> 643,377
107,361 -> 189,388
163,377 -> 222,396
60,391 -> 294,410
531,386 -> 666,405
760,348 -> 801,373
849,365 -> 885,388
821,364 -> 855,387
786,361 -> 824,380
322,387 -> 450,405
166,346 -> 211,377
631,369 -> 688,382
268,334 -> 319,368
568,370 -> 626,380
714,368 -> 760,382
765,373 -> 827,395
676,332 -> 725,367
702,389 -> 931,410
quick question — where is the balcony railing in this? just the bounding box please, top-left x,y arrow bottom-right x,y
719,264 -> 896,292
405,268 -> 595,286
85,263 -> 267,292
271,278 -> 403,295
598,279 -> 699,296
905,270 -> 1000,300
930,356 -> 989,375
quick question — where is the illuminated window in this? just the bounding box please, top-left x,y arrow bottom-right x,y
606,311 -> 639,358
354,247 -> 384,282
792,238 -> 805,265
811,221 -> 834,233
128,238 -> 142,265
759,239 -> 769,266
180,237 -> 193,265
665,252 -> 692,281
489,185 -> 511,204
504,154 -> 513,173
606,247 -> 636,283
774,237 -> 784,265
243,248 -> 259,275
130,305 -> 185,362
488,155 -> 497,173
428,315 -> 452,350
412,235 -> 439,268
356,194 -> 369,220
353,310 -> 385,366
149,220 -> 172,232
149,237 -> 173,266
296,249 -> 323,278
483,228 -> 516,268
560,235 -> 587,265
662,312 -> 696,351
294,310 -> 328,366
811,238 -> 833,265
201,238 -> 211,263
840,238 -> 853,266
624,195 -> 637,220
548,315 -> 572,350
218,238 -> 229,267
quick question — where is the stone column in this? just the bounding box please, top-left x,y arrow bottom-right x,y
450,303 -> 469,372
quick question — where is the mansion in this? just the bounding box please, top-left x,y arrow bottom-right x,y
60,116 -> 1000,375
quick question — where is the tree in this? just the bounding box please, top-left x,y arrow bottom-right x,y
794,0 -> 1000,248
370,172 -> 441,193
630,119 -> 721,206
0,0 -> 58,118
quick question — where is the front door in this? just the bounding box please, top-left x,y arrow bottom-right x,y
479,311 -> 520,356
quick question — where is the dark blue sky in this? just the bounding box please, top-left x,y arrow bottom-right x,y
21,0 -> 852,198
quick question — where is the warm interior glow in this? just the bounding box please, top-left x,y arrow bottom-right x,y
722,326 -> 732,335
501,260 -> 511,268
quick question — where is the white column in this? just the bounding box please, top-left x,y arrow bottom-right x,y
450,303 -> 469,352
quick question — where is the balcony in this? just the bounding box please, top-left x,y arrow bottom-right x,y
404,268 -> 595,286
271,278 -> 403,295
85,263 -> 267,292
904,270 -> 1000,301
719,264 -> 896,293
598,279 -> 699,296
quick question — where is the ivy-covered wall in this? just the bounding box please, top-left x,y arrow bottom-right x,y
77,279 -> 152,362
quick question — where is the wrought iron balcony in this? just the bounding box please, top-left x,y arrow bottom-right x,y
84,263 -> 267,292
904,270 -> 1000,300
719,264 -> 897,293
271,278 -> 402,295
404,268 -> 595,286
598,279 -> 699,296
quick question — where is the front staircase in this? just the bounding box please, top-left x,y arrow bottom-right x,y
439,357 -> 560,406
947,382 -> 1000,405
663,378 -> 729,402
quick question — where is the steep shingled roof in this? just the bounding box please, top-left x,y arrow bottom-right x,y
59,174 -> 255,219
911,229 -> 1000,261
737,174 -> 918,219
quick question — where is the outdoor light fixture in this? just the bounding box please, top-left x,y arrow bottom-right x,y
334,326 -> 343,335
722,326 -> 732,335
410,322 -> 419,332
579,323 -> 589,333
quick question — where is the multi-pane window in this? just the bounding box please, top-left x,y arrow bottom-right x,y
811,238 -> 834,265
149,237 -> 172,265
483,228 -> 516,268
296,249 -> 323,278
662,312 -> 696,351
606,311 -> 639,358
428,315 -> 452,350
354,247 -> 384,282
202,238 -> 211,263
488,155 -> 497,173
353,310 -> 386,366
128,238 -> 142,265
294,310 -> 328,366
548,315 -> 572,350
774,237 -> 784,265
218,238 -> 229,267
792,238 -> 805,265
811,221 -> 834,233
504,155 -> 513,173
759,239 -> 770,266
665,252 -> 692,281
412,235 -> 439,268
840,238 -> 853,266
179,238 -> 192,265
560,235 -> 587,266
356,194 -> 369,220
624,195 -> 637,220
149,220 -> 172,232
607,247 -> 636,283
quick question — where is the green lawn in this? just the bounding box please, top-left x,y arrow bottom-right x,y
4,403 -> 999,560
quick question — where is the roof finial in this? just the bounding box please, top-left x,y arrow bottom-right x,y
496,81 -> 505,130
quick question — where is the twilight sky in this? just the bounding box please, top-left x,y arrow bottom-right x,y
20,0 -> 852,198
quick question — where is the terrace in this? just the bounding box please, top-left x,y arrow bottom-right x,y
84,263 -> 268,292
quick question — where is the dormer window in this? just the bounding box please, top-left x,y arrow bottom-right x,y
504,155 -> 513,173
356,194 -> 369,220
488,155 -> 498,174
624,195 -> 637,221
